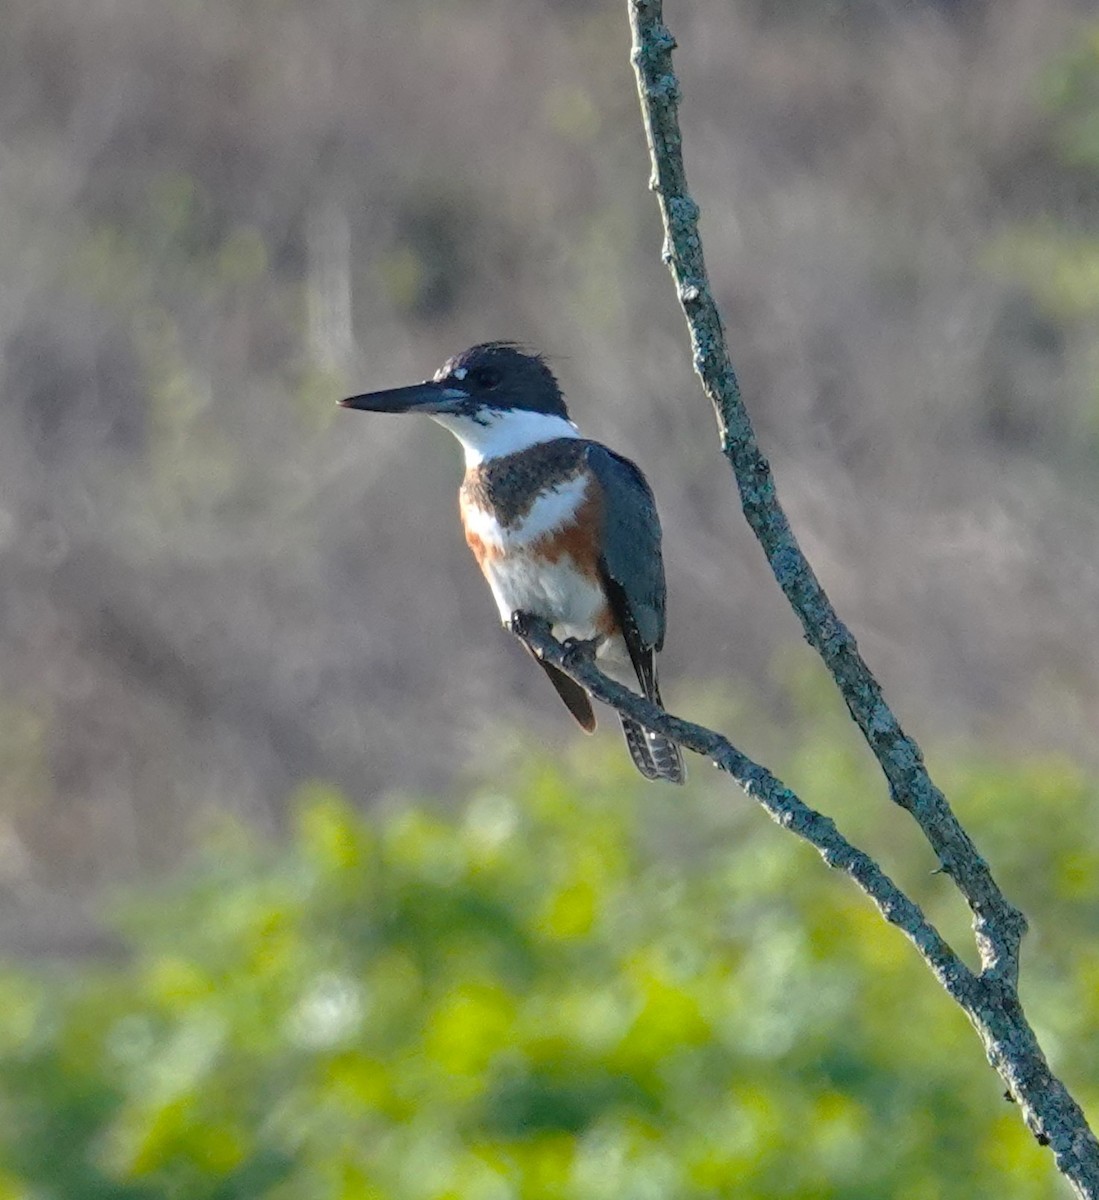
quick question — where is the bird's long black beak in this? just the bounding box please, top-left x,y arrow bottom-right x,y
339,380 -> 470,415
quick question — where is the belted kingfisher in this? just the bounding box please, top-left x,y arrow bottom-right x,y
340,342 -> 685,784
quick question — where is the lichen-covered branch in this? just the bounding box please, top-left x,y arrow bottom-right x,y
628,0 -> 1022,989
622,0 -> 1099,1194
518,619 -> 1098,1196
516,618 -> 972,1002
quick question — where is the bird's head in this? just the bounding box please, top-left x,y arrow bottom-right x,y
340,342 -> 569,425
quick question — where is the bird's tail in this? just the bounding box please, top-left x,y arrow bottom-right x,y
619,713 -> 686,784
619,654 -> 686,784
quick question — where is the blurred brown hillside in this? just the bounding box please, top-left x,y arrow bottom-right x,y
2,0 -> 1098,916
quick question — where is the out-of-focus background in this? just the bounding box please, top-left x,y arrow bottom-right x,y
3,0 -> 1098,891
2,0 -> 1099,1196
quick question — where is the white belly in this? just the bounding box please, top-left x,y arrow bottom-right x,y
483,552 -> 606,642
464,478 -> 607,641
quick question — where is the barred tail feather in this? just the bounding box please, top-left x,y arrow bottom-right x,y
619,714 -> 686,784
647,727 -> 686,784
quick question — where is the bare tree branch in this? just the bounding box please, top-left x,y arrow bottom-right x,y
628,0 -> 1024,987
515,618 -> 974,999
521,1 -> 1099,1194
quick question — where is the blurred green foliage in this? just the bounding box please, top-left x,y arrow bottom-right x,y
1042,26 -> 1099,176
0,727 -> 1096,1199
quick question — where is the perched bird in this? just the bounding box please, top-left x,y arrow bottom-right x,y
341,342 -> 685,783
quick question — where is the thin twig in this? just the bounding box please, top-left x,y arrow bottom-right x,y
618,0 -> 1099,1194
518,619 -> 1099,1196
517,619 -> 973,1001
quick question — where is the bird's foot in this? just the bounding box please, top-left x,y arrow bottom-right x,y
507,610 -> 550,640
559,635 -> 600,667
506,613 -> 598,667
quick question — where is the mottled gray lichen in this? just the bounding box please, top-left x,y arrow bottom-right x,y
530,2 -> 1099,1194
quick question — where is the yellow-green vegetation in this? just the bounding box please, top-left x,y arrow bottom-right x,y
1,737 -> 1096,1199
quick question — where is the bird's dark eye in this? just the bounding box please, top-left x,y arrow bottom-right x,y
472,367 -> 501,390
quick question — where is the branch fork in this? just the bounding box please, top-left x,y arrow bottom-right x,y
603,1 -> 1099,1192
